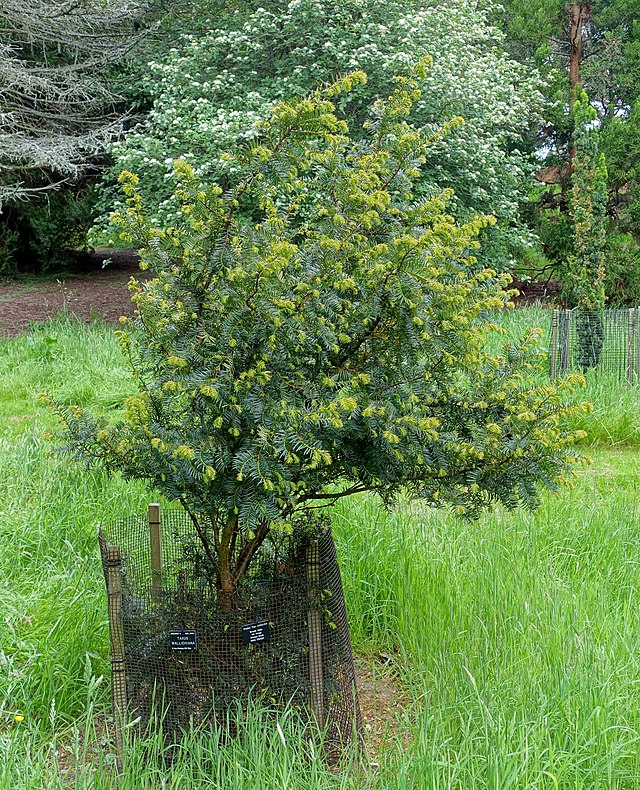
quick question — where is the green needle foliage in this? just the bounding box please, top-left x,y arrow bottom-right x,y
565,88 -> 609,370
52,65 -> 585,609
566,88 -> 608,312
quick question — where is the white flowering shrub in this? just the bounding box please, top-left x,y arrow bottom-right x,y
95,0 -> 545,268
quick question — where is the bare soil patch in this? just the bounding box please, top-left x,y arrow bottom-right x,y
0,250 -> 148,338
354,654 -> 411,763
0,250 -> 557,339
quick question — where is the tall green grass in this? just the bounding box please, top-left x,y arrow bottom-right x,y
490,305 -> 640,447
0,320 -> 148,751
335,469 -> 640,786
2,313 -> 640,787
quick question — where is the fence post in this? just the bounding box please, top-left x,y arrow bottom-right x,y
627,309 -> 635,385
550,309 -> 559,380
104,543 -> 127,770
306,538 -> 325,729
148,503 -> 162,603
635,308 -> 640,384
561,310 -> 571,373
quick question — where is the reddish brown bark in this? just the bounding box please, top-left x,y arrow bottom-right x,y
569,2 -> 590,106
567,3 -> 591,179
217,516 -> 237,612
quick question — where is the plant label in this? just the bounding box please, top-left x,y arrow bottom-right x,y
170,630 -> 197,651
242,620 -> 271,645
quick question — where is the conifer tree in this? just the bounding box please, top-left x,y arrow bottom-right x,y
52,67 -> 585,610
564,89 -> 608,368
0,0 -> 150,205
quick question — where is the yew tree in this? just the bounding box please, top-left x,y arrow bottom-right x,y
54,68 -> 584,609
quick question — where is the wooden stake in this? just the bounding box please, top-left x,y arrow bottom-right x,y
148,503 -> 162,603
636,308 -> 640,383
628,309 -> 635,385
562,311 -> 571,373
550,309 -> 559,380
306,539 -> 325,728
104,543 -> 127,770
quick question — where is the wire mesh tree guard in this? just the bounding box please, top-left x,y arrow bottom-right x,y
99,505 -> 361,768
549,308 -> 640,382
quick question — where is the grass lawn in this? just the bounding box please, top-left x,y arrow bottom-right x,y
2,311 -> 640,787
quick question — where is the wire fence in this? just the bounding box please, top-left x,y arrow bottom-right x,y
99,505 -> 361,767
550,308 -> 640,382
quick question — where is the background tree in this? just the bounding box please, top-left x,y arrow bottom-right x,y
496,0 -> 640,302
0,0 -> 153,272
568,91 -> 608,305
0,0 -> 155,203
564,89 -> 608,367
93,0 -> 545,273
55,69 -> 585,609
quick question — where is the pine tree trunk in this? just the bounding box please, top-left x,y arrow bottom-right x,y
567,4 -> 590,180
218,550 -> 234,612
569,3 -> 586,105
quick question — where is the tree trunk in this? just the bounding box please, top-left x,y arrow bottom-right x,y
568,3 -> 586,106
217,517 -> 237,612
218,557 -> 234,612
567,3 -> 590,183
217,520 -> 272,611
